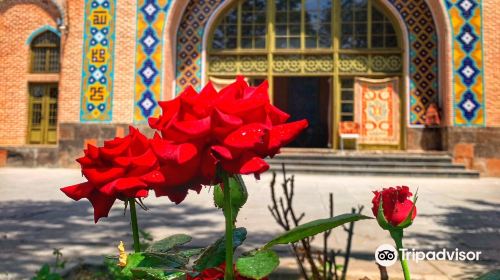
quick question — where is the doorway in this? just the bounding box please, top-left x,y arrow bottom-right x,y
273,77 -> 331,148
28,84 -> 58,144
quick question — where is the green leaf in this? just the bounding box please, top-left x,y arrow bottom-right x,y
193,227 -> 247,271
121,253 -> 146,277
477,270 -> 500,280
39,264 -> 50,276
146,253 -> 189,268
178,248 -> 204,258
32,264 -> 62,280
236,250 -> 279,280
131,267 -> 187,280
376,196 -> 393,230
263,214 -> 371,249
146,234 -> 192,254
121,253 -> 184,278
214,175 -> 248,223
131,267 -> 166,279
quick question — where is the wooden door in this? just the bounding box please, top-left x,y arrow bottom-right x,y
28,84 -> 58,144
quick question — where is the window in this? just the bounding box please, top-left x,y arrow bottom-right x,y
341,0 -> 368,48
340,79 -> 355,121
371,7 -> 398,48
341,0 -> 399,49
31,31 -> 60,73
212,0 -> 267,50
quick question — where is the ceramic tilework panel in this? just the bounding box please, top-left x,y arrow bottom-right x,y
388,0 -> 439,125
80,0 -> 116,122
134,0 -> 172,123
175,0 -> 224,93
446,0 -> 485,126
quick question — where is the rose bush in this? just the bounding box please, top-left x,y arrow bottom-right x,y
59,77 -> 373,280
60,127 -> 158,222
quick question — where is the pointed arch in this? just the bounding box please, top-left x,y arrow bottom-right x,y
26,25 -> 60,45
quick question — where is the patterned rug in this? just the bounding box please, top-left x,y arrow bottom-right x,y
354,77 -> 400,146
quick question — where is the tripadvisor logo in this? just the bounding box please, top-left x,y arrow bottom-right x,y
375,244 -> 482,266
375,244 -> 398,267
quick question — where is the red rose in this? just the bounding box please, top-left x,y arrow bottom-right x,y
60,127 -> 158,222
146,77 -> 308,203
371,186 -> 417,227
187,263 -> 268,280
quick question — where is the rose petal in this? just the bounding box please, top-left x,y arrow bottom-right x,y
82,167 -> 126,186
200,148 -> 218,184
223,123 -> 269,149
151,138 -> 199,164
211,145 -> 233,160
221,152 -> 269,175
61,182 -> 94,201
268,119 -> 309,152
266,104 -> 290,125
100,177 -> 148,197
391,200 -> 416,226
87,190 -> 116,223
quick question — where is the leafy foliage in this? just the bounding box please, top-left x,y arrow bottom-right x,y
32,264 -> 62,280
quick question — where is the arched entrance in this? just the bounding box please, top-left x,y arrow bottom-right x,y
205,0 -> 405,150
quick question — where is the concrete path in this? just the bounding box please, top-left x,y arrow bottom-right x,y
0,168 -> 499,279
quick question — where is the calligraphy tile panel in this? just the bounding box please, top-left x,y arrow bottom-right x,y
80,0 -> 117,122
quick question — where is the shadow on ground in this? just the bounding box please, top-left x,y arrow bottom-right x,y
408,199 -> 500,279
0,200 -> 276,278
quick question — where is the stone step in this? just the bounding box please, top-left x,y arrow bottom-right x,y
267,152 -> 479,178
272,153 -> 453,163
267,159 -> 466,170
268,164 -> 480,178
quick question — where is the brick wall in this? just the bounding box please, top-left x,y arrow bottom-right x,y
112,0 -> 136,124
483,0 -> 500,127
0,3 -> 58,146
57,0 -> 83,124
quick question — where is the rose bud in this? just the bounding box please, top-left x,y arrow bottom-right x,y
371,186 -> 417,230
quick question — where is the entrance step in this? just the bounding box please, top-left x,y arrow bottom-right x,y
267,152 -> 480,178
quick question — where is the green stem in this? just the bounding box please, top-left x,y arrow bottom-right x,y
129,199 -> 141,253
222,172 -> 234,280
390,229 -> 411,280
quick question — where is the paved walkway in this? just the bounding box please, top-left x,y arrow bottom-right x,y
0,168 -> 499,279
